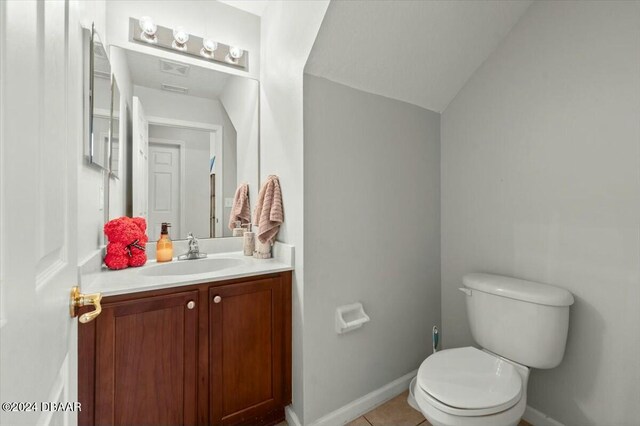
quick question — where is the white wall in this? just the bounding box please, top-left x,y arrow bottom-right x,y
76,0 -> 108,263
77,0 -> 107,45
259,1 -> 330,423
441,2 -> 640,425
219,76 -> 260,209
105,0 -> 260,79
134,85 -> 237,237
303,75 -> 441,422
76,3 -> 136,261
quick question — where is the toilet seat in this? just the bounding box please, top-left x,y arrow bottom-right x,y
417,347 -> 522,416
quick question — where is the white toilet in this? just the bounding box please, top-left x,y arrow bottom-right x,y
412,273 -> 574,426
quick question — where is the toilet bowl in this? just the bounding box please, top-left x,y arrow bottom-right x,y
413,347 -> 528,426
411,273 -> 574,426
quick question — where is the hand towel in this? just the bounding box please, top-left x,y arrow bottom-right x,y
254,175 -> 283,244
228,183 -> 250,231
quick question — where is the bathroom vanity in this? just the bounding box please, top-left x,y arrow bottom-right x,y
77,247 -> 293,426
76,17 -> 289,424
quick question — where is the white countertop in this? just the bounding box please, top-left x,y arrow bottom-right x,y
81,243 -> 294,297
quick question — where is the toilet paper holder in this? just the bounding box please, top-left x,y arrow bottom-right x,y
335,302 -> 370,334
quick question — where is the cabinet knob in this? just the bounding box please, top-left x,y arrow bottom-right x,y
213,295 -> 222,304
187,301 -> 196,309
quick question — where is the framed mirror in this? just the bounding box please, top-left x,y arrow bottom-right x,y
110,77 -> 121,178
85,25 -> 112,170
113,46 -> 260,241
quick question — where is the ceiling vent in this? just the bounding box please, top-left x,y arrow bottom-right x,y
161,83 -> 189,95
159,59 -> 190,77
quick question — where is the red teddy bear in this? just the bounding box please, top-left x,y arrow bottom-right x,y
103,217 -> 149,270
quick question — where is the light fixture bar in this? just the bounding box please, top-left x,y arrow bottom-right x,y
128,17 -> 247,70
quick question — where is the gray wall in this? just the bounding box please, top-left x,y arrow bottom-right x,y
441,2 -> 640,425
303,75 -> 441,423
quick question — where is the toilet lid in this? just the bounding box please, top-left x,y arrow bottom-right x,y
417,347 -> 522,413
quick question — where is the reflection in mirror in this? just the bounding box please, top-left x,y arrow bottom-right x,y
114,47 -> 259,241
88,27 -> 112,169
110,78 -> 121,178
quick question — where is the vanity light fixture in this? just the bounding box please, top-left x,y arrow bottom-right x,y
138,16 -> 157,43
129,17 -> 248,70
172,26 -> 189,51
201,39 -> 218,59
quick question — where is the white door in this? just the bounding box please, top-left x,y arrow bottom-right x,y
0,1 -> 79,425
148,142 -> 181,239
132,96 -> 149,219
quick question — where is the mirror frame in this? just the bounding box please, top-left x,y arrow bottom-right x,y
86,24 -> 111,171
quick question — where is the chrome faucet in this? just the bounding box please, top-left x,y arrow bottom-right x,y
178,233 -> 207,260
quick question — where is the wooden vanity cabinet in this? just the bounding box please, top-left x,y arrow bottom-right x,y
210,277 -> 284,425
79,271 -> 292,426
91,290 -> 199,425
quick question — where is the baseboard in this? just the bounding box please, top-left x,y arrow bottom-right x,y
308,370 -> 417,426
523,405 -> 565,426
285,405 -> 302,426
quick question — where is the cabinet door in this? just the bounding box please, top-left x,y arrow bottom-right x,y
94,291 -> 199,426
210,278 -> 283,425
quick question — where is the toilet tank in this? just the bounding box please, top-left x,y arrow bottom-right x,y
462,273 -> 574,369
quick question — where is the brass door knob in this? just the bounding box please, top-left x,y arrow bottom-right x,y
70,286 -> 102,323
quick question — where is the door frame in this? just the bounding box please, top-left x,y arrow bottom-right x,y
145,116 -> 223,238
148,137 -> 187,239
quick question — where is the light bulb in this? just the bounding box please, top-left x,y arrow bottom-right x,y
139,16 -> 156,35
138,16 -> 157,43
201,39 -> 218,58
173,27 -> 189,45
202,39 -> 218,53
229,46 -> 243,59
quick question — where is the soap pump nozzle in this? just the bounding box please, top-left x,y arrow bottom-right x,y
161,222 -> 171,235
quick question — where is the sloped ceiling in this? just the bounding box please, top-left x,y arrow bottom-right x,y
305,0 -> 532,112
217,0 -> 269,17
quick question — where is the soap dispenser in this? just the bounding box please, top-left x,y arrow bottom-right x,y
156,222 -> 173,262
243,224 -> 255,256
232,221 -> 244,237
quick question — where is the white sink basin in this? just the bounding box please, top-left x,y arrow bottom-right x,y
140,258 -> 243,277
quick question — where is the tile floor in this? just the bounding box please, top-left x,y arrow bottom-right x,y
348,391 -> 426,426
347,391 -> 532,426
277,390 -> 532,426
